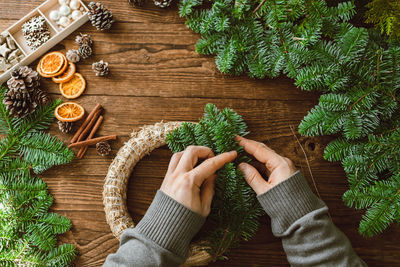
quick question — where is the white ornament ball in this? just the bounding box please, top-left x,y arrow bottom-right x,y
58,0 -> 68,5
69,0 -> 80,10
49,10 -> 60,21
59,5 -> 71,16
59,16 -> 71,27
71,10 -> 82,21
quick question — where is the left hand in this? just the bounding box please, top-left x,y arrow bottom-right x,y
161,146 -> 237,217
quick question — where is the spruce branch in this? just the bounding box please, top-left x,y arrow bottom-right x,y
167,104 -> 263,261
178,0 -> 400,236
0,90 -> 75,265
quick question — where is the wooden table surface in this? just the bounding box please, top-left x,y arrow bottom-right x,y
1,1 -> 399,266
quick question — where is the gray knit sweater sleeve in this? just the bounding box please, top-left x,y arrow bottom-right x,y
257,171 -> 366,267
103,190 -> 205,267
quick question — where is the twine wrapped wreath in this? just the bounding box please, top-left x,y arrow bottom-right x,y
103,121 -> 212,266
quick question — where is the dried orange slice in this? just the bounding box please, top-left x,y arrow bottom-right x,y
37,54 -> 68,78
59,73 -> 86,99
40,52 -> 65,75
52,55 -> 68,76
55,102 -> 85,122
52,62 -> 76,83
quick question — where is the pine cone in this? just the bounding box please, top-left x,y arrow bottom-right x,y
3,86 -> 37,118
66,49 -> 81,63
92,60 -> 109,76
78,45 -> 93,59
88,2 -> 114,31
32,88 -> 50,106
19,66 -> 40,91
58,121 -> 74,134
96,141 -> 111,156
154,0 -> 173,8
128,0 -> 146,7
75,33 -> 93,47
7,66 -> 40,93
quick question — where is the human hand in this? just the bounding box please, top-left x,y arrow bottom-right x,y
236,136 -> 297,195
161,146 -> 237,217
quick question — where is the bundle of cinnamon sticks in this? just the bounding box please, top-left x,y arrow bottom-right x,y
68,103 -> 117,159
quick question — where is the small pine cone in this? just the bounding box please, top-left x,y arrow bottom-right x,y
154,0 -> 173,8
75,33 -> 93,47
33,88 -> 50,106
96,141 -> 111,156
128,0 -> 146,7
66,49 -> 81,63
58,121 -> 74,134
88,2 -> 114,31
78,45 -> 93,59
92,60 -> 109,76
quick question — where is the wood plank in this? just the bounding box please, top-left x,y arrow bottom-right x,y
1,1 -> 399,266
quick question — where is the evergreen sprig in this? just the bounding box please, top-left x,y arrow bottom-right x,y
0,85 -> 76,266
365,0 -> 400,39
166,103 -> 263,261
178,0 -> 400,236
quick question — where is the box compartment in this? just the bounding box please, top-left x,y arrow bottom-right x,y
8,10 -> 57,55
0,0 -> 89,84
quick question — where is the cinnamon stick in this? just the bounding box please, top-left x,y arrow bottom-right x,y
77,115 -> 104,159
77,109 -> 102,142
68,135 -> 117,149
70,104 -> 102,143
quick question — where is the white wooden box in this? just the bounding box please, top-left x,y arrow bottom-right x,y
0,0 -> 89,84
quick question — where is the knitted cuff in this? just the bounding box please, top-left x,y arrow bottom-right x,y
257,171 -> 325,235
136,190 -> 205,258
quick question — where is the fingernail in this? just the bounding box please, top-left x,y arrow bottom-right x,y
230,150 -> 237,156
238,162 -> 247,171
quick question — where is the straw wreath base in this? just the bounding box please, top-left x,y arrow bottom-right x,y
103,121 -> 213,266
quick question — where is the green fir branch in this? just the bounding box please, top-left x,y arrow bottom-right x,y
178,0 -> 400,236
167,104 -> 263,261
0,91 -> 75,265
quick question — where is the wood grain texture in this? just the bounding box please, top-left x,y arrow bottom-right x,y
1,1 -> 399,266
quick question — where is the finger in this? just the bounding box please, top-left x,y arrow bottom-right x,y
166,151 -> 183,176
236,136 -> 282,171
201,174 -> 217,212
191,151 -> 237,185
178,146 -> 214,172
238,163 -> 270,195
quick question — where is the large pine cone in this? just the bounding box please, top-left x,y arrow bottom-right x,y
3,87 -> 37,118
7,66 -> 40,93
88,2 -> 114,31
32,88 -> 50,106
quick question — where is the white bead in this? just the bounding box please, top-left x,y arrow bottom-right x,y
69,0 -> 80,10
59,16 -> 71,27
71,10 -> 82,20
58,0 -> 68,5
49,10 -> 60,21
59,5 -> 71,16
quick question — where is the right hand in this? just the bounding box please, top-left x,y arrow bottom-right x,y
161,146 -> 237,217
236,136 -> 297,195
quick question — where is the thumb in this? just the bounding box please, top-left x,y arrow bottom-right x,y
239,163 -> 270,195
